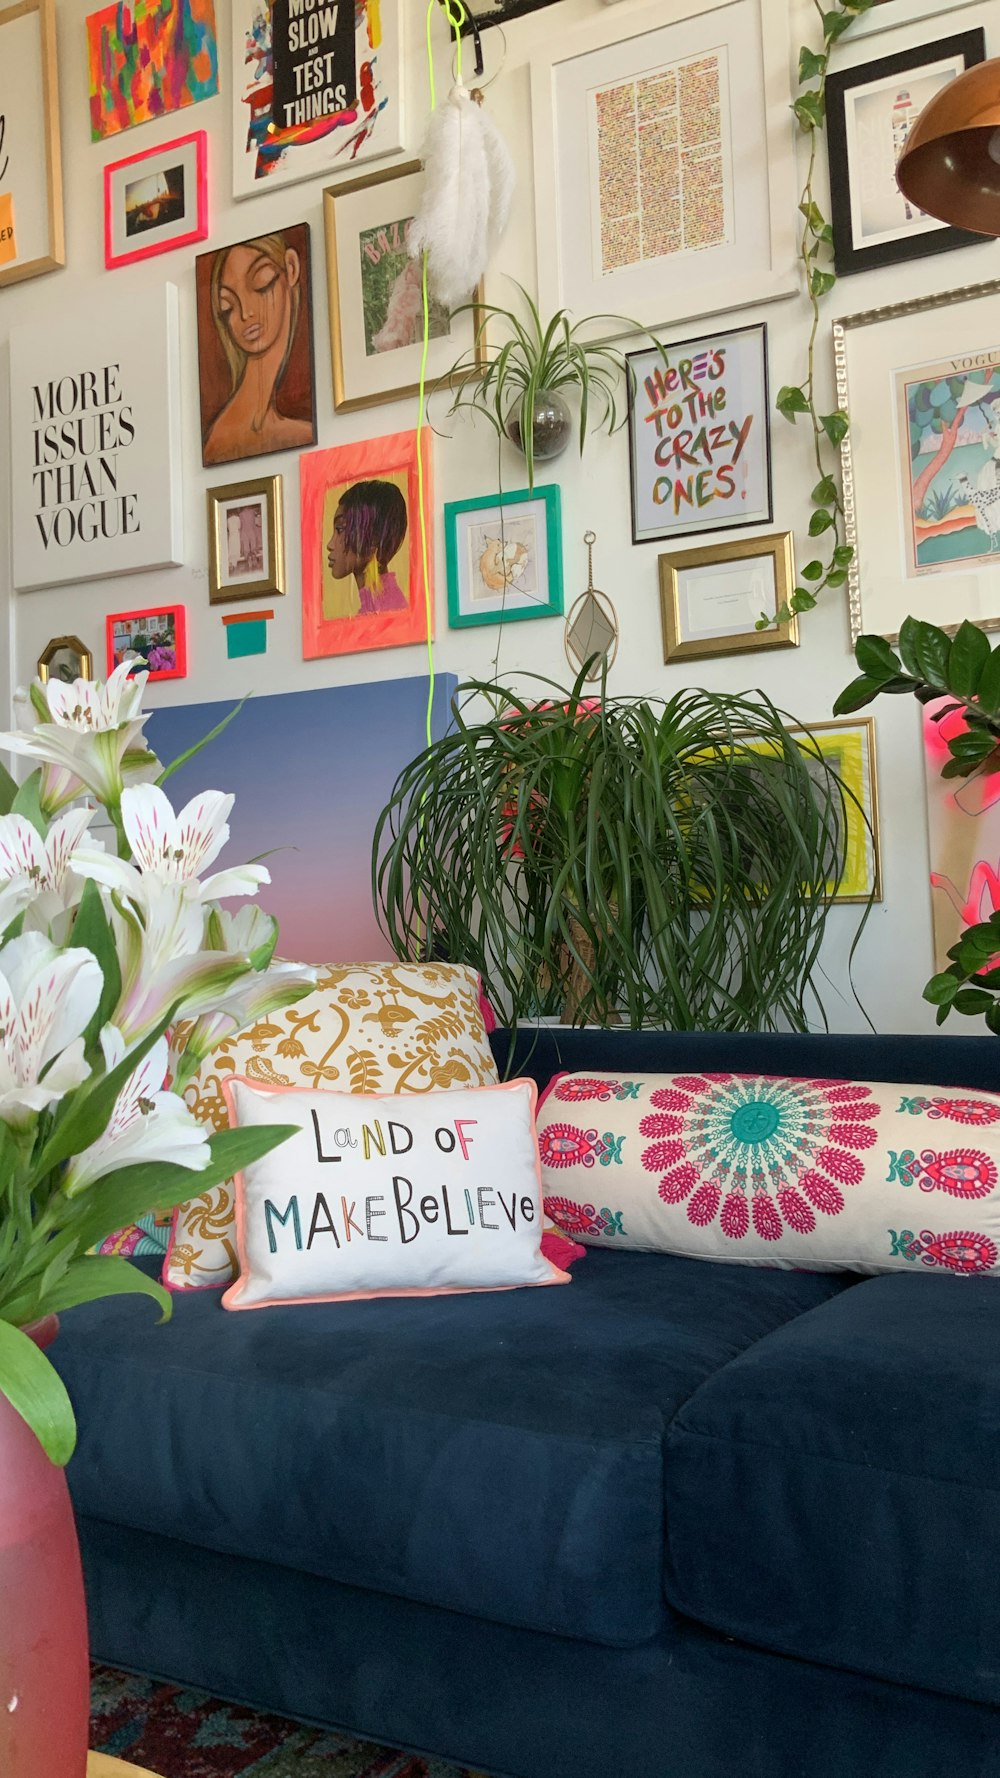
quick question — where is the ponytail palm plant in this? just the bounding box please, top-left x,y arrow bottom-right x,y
373,673 -> 854,1031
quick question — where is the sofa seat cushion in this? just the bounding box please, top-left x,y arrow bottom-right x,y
53,1252 -> 845,1649
665,1273 -> 1000,1706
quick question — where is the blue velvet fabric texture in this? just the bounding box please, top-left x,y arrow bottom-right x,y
53,1249 -> 844,1647
491,1027 -> 1000,1095
77,1517 -> 1000,1778
666,1270 -> 1000,1707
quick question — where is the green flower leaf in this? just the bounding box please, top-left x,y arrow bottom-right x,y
801,560 -> 824,581
798,47 -> 828,81
832,674 -> 884,715
947,619 -> 991,699
812,476 -> 838,506
808,508 -> 835,536
0,1319 -> 76,1466
793,90 -> 825,129
790,588 -> 818,612
855,636 -> 902,682
923,970 -> 961,1006
776,384 -> 810,421
810,268 -> 836,299
975,642 -> 1000,713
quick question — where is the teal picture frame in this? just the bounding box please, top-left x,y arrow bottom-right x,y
445,484 -> 564,628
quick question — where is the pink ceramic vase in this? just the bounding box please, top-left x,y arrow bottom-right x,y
0,1317 -> 89,1778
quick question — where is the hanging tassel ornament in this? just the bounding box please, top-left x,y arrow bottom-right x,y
408,77 -> 515,308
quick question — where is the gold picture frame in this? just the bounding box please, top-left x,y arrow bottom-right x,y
323,159 -> 487,412
0,0 -> 64,289
658,532 -> 798,663
207,474 -> 285,605
37,635 -> 92,684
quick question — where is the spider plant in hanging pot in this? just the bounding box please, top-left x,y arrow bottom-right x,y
442,283 -> 659,488
373,669 -> 859,1032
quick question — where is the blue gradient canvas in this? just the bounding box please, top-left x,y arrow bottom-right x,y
147,675 -> 455,963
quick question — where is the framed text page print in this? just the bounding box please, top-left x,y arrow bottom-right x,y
628,323 -> 772,544
0,0 -> 64,289
9,285 -> 183,592
826,31 -> 987,278
231,0 -> 403,202
835,279 -> 1000,644
531,0 -> 797,335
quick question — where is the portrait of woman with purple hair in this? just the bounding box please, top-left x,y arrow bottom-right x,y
326,478 -> 409,616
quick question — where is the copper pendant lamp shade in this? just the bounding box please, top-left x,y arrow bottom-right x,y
896,57 -> 1000,238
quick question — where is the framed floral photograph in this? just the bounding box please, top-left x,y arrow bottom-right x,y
323,161 -> 486,412
0,0 -> 64,288
835,278 -> 1000,642
658,532 -> 798,662
628,323 -> 772,544
826,30 -> 987,278
530,0 -> 797,334
300,430 -> 432,661
37,635 -> 93,685
231,0 -> 403,201
104,130 -> 207,270
195,222 -> 316,469
106,605 -> 187,681
207,474 -> 284,605
445,486 -> 564,629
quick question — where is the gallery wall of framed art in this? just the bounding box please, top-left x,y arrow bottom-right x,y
0,0 -> 999,1041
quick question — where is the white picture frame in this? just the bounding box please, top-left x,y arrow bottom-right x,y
0,0 -> 64,288
9,284 -> 183,591
231,0 -> 404,202
530,0 -> 798,336
851,0 -> 980,39
834,278 -> 1000,644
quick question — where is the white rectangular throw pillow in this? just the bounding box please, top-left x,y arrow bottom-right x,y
222,1077 -> 570,1309
537,1069 -> 1000,1277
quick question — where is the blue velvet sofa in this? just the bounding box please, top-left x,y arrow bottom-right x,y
54,1030 -> 1000,1778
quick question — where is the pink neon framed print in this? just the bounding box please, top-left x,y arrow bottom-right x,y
104,130 -> 208,270
106,605 -> 188,681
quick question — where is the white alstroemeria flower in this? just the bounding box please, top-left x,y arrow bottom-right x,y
0,931 -> 102,1128
207,903 -> 279,969
62,1028 -> 210,1198
173,958 -> 320,1080
72,785 -> 269,906
0,808 -> 99,940
105,880 -> 256,1044
0,664 -> 155,814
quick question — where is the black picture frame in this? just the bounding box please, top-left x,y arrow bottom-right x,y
626,321 -> 773,548
826,29 -> 988,278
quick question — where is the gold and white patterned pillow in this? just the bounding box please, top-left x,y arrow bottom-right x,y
163,962 -> 499,1291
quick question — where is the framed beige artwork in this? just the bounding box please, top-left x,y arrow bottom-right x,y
0,0 -> 64,287
658,532 -> 798,662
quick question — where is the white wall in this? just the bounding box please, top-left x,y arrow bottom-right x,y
2,0 -> 998,1034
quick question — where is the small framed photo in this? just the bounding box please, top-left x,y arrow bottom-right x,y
104,130 -> 208,271
207,475 -> 284,605
106,605 -> 187,681
445,486 -> 564,629
37,636 -> 93,685
826,31 -> 986,278
628,323 -> 772,546
323,161 -> 486,412
658,533 -> 798,663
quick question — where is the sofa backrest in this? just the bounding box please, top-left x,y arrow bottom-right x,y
490,1028 -> 1000,1095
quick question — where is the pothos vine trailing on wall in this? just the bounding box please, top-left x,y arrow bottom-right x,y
765,0 -> 874,627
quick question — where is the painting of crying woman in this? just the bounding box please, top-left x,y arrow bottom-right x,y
195,223 -> 316,467
300,431 -> 432,660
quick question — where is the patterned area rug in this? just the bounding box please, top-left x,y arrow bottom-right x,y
90,1665 -> 487,1778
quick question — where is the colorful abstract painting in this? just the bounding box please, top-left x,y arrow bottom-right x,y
897,350 -> 1000,576
145,675 -> 455,963
87,0 -> 219,142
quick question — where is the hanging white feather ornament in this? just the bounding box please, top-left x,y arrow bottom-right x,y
408,83 -> 515,308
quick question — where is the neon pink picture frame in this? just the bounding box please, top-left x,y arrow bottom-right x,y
104,130 -> 208,270
106,604 -> 188,681
300,429 -> 432,661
